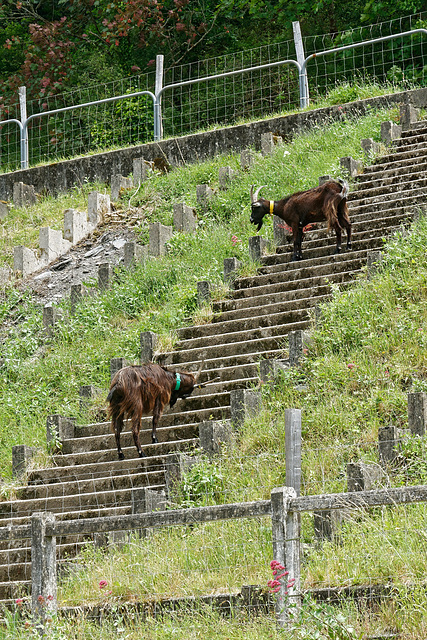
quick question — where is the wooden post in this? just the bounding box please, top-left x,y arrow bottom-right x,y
271,486 -> 301,628
408,392 -> 427,436
31,512 -> 57,628
285,409 -> 301,496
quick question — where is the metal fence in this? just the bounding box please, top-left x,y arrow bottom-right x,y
1,11 -> 427,172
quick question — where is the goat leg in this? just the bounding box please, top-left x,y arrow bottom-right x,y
131,415 -> 146,458
113,413 -> 125,460
151,397 -> 163,444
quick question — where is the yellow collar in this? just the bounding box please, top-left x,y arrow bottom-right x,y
269,201 -> 274,215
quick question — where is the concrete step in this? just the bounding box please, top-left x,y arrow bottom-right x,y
349,174 -> 427,201
348,186 -> 427,216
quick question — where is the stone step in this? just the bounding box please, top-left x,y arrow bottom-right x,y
359,148 -> 427,177
353,163 -> 427,191
348,186 -> 427,216
349,174 -> 427,201
0,581 -> 30,601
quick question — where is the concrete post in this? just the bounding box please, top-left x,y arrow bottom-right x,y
381,121 -> 402,144
13,182 -> 37,207
248,236 -> 269,262
259,359 -> 288,384
63,209 -> 87,244
223,257 -> 242,286
98,262 -> 113,290
0,201 -> 10,219
149,221 -> 173,257
289,330 -> 310,367
197,281 -> 211,308
271,486 -> 300,627
12,445 -> 38,480
173,203 -> 197,233
88,191 -> 110,226
230,389 -> 262,429
347,461 -> 387,492
133,157 -> 149,185
400,103 -> 419,130
378,425 -> 398,467
141,331 -> 157,363
124,241 -> 148,268
339,156 -> 363,178
111,174 -> 133,201
313,511 -> 342,542
285,409 -> 301,496
164,452 -> 200,501
318,175 -> 332,185
240,149 -> 255,170
79,385 -> 97,411
347,462 -> 365,492
110,357 -> 129,380
43,305 -> 59,334
46,415 -> 75,445
408,392 -> 427,436
199,419 -> 234,456
219,166 -> 237,190
70,283 -> 83,314
367,250 -> 383,279
196,184 -> 214,210
261,132 -> 283,155
361,138 -> 381,157
31,512 -> 57,624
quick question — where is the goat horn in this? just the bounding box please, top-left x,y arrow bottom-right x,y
252,185 -> 266,202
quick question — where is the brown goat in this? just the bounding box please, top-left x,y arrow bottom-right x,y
250,179 -> 351,261
107,361 -> 203,460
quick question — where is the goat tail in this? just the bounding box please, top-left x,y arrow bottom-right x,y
338,178 -> 349,200
106,385 -> 117,403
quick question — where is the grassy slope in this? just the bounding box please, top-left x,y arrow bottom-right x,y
3,99 -> 427,638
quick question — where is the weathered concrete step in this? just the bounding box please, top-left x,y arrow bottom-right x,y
0,483 -> 166,518
349,174 -> 427,201
0,581 -> 29,601
177,294 -> 327,341
349,180 -> 427,209
353,163 -> 427,191
0,504 -> 131,529
234,254 -> 365,291
72,417 -> 200,442
359,147 -> 427,176
339,189 -> 426,217
0,541 -> 94,581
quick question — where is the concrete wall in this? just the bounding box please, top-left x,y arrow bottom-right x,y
0,88 -> 426,201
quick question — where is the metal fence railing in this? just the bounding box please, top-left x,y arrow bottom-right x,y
0,12 -> 426,173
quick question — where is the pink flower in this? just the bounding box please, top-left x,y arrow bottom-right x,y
15,598 -> 23,606
347,363 -> 355,370
231,234 -> 240,246
37,595 -> 45,603
99,580 -> 108,589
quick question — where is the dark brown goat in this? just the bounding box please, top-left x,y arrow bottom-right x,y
250,179 -> 351,261
107,361 -> 203,460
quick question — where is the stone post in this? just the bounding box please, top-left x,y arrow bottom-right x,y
199,419 -> 234,456
248,236 -> 269,262
12,445 -> 38,480
196,184 -> 214,210
400,103 -> 419,131
240,149 -> 255,170
289,330 -> 310,367
13,182 -> 37,207
111,174 -> 133,201
173,203 -> 197,233
219,167 -> 237,189
141,331 -> 158,363
381,121 -> 402,145
70,283 -> 83,314
31,512 -> 57,625
261,132 -> 283,155
271,486 -> 301,627
378,425 -> 398,467
98,262 -> 113,290
110,357 -> 129,380
79,386 -> 97,411
197,281 -> 211,308
339,156 -> 363,178
259,359 -> 288,384
88,192 -> 110,226
273,215 -> 289,248
318,175 -> 332,185
230,389 -> 262,429
43,305 -> 59,335
46,415 -> 75,446
164,452 -> 200,501
149,222 -> 173,257
367,250 -> 383,279
285,409 -> 301,496
361,138 -> 381,157
408,392 -> 427,436
223,257 -> 242,286
124,242 -> 148,268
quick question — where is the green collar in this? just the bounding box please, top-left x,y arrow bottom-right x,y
175,372 -> 181,391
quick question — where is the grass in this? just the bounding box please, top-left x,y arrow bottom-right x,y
2,93 -> 427,637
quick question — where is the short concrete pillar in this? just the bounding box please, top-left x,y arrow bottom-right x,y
43,304 -> 61,335
111,174 -> 133,201
133,157 -> 150,185
164,452 -> 200,501
219,166 -> 237,190
13,182 -> 37,207
223,257 -> 242,286
0,201 -> 10,219
367,250 -> 383,279
347,462 -> 387,492
196,184 -> 214,210
285,409 -> 301,496
400,103 -> 419,131
314,303 -> 323,329
261,132 -> 283,155
381,121 -> 402,145
131,487 -> 168,538
149,221 -> 173,257
0,266 -> 12,288
88,191 -> 110,226
378,425 -> 398,467
173,203 -> 197,233
240,149 -> 255,170
361,138 -> 381,157
141,331 -> 158,363
70,283 -> 83,314
31,512 -> 57,623
110,357 -> 129,380
199,419 -> 234,456
314,510 -> 342,542
124,241 -> 148,269
79,385 -> 97,411
46,415 -> 76,445
259,359 -> 288,385
289,330 -> 310,367
318,175 -> 332,185
14,245 -> 44,276
63,209 -> 87,244
39,227 -> 71,264
197,281 -> 211,307
273,215 -> 290,247
408,392 -> 427,436
98,262 -> 113,290
12,445 -> 38,480
339,156 -> 363,178
249,235 -> 269,262
230,389 -> 262,428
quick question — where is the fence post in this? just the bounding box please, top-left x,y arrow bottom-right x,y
19,86 -> 28,169
31,512 -> 57,627
154,55 -> 164,141
285,409 -> 301,496
292,22 -> 309,108
271,486 -> 301,628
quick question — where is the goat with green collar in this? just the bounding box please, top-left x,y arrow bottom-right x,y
107,360 -> 204,460
249,179 -> 351,262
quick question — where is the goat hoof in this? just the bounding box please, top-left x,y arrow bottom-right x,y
138,450 -> 147,458
152,436 -> 159,444
118,451 -> 125,460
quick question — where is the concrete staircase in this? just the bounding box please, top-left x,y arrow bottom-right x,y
0,121 -> 426,605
